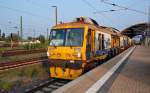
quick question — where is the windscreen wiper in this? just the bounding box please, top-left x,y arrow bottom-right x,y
50,40 -> 57,48
69,40 -> 72,49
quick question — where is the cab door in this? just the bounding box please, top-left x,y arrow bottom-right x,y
86,29 -> 95,60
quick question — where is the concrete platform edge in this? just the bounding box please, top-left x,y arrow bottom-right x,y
85,46 -> 135,93
52,46 -> 135,93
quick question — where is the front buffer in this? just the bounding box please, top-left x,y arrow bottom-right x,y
49,60 -> 84,80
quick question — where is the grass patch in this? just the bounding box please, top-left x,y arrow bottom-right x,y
0,80 -> 13,90
22,43 -> 47,50
0,63 -> 49,91
0,47 -> 23,53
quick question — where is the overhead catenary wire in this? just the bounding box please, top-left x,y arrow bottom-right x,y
0,4 -> 50,21
81,0 -> 118,25
94,8 -> 127,14
82,0 -> 99,11
101,1 -> 149,15
0,1 -> 50,38
24,0 -> 46,9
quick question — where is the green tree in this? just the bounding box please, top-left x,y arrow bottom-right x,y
0,29 -> 1,40
2,33 -> 5,40
6,33 -> 19,42
38,35 -> 45,44
27,36 -> 32,41
0,29 -> 1,37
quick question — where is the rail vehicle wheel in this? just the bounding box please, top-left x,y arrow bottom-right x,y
94,60 -> 99,67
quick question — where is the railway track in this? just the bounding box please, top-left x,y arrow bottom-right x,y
0,48 -> 46,57
23,79 -> 70,93
0,56 -> 48,71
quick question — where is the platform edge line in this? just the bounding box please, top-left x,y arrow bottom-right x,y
85,46 -> 135,93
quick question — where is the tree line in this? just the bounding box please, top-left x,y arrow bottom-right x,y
0,29 -> 46,44
0,29 -> 6,41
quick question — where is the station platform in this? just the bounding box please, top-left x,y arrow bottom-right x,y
53,46 -> 150,93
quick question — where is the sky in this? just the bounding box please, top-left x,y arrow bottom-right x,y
0,0 -> 149,39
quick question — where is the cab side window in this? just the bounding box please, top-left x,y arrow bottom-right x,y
98,33 -> 101,50
87,29 -> 91,46
86,29 -> 92,59
102,34 -> 105,49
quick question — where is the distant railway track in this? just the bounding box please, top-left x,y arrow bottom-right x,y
24,78 -> 70,93
0,56 -> 48,71
0,48 -> 46,57
0,43 -> 18,47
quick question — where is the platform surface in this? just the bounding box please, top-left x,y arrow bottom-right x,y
98,46 -> 150,93
53,46 -> 150,93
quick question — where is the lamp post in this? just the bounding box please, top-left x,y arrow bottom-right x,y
52,6 -> 58,25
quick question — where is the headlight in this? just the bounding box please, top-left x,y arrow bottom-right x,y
77,53 -> 81,58
47,52 -> 49,56
73,52 -> 81,58
70,60 -> 75,63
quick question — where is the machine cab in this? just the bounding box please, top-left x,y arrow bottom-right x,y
48,27 -> 86,61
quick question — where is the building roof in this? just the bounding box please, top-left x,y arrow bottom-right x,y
121,23 -> 148,38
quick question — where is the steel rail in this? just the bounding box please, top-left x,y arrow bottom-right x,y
24,79 -> 70,93
0,57 -> 48,71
